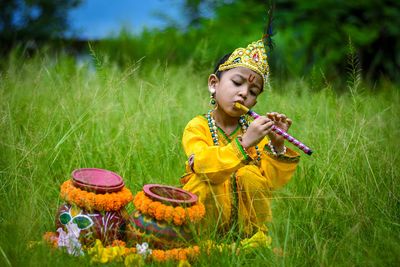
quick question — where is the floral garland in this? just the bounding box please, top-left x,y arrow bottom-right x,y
60,180 -> 133,212
86,231 -> 269,263
133,191 -> 205,226
87,239 -> 200,264
43,234 -> 199,264
151,246 -> 200,262
43,231 -> 271,264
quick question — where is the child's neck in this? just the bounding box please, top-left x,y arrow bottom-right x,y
212,109 -> 239,135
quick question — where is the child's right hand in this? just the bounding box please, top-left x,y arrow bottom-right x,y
240,116 -> 274,149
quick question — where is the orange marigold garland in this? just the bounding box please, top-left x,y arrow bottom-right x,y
60,180 -> 133,212
86,238 -> 200,264
151,246 -> 200,262
133,191 -> 205,226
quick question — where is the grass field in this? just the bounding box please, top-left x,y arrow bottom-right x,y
1,52 -> 399,266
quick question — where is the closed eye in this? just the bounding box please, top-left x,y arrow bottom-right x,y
251,88 -> 261,96
232,80 -> 241,86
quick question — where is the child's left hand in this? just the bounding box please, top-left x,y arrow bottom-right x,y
266,112 -> 292,152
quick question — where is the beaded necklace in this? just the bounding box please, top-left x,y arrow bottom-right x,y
206,110 -> 261,162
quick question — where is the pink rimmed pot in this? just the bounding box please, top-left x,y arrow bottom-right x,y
127,184 -> 201,249
55,168 -> 130,246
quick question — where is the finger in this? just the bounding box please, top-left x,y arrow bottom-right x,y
262,121 -> 274,132
276,113 -> 287,123
266,120 -> 274,128
257,116 -> 271,125
272,112 -> 286,122
286,118 -> 292,127
267,112 -> 277,120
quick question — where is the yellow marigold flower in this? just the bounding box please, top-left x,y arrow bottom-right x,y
240,230 -> 272,250
178,259 -> 192,267
124,254 -> 144,267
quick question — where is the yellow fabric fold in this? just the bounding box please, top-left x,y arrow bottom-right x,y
181,115 -> 300,235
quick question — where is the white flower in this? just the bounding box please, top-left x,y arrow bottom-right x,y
56,222 -> 84,256
57,227 -> 68,247
136,242 -> 152,258
66,221 -> 81,239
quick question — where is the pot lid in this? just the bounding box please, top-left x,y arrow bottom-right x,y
143,184 -> 198,206
72,168 -> 124,193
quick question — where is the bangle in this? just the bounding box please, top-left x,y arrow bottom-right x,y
237,136 -> 261,164
236,136 -> 250,160
267,141 -> 286,156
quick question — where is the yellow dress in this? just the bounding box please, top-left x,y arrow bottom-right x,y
180,115 -> 300,236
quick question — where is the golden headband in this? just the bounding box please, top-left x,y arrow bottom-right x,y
218,39 -> 269,85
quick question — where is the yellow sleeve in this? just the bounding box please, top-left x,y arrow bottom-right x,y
182,116 -> 249,184
260,142 -> 301,189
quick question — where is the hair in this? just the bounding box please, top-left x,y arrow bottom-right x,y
213,53 -> 232,79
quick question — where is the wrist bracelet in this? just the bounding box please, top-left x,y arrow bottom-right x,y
267,141 -> 286,156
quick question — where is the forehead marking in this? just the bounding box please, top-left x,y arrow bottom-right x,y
248,74 -> 255,83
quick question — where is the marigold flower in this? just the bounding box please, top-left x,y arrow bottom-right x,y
164,206 -> 175,223
124,254 -> 144,267
111,239 -> 126,247
151,249 -> 166,262
132,191 -> 205,226
155,204 -> 165,220
60,180 -> 133,212
148,201 -> 160,217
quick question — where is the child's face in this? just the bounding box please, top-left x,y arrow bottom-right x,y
209,67 -> 263,118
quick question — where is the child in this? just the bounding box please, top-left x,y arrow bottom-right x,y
180,38 -> 300,237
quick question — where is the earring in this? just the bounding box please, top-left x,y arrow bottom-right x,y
208,87 -> 217,108
209,94 -> 217,106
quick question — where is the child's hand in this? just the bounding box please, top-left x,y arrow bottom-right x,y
241,116 -> 274,149
266,112 -> 292,152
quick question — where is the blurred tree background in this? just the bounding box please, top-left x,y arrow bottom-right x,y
0,0 -> 81,53
1,0 -> 400,86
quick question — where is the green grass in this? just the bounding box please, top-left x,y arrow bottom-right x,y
1,52 -> 399,266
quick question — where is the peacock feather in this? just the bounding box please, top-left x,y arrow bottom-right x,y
263,3 -> 275,55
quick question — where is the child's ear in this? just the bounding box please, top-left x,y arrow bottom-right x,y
208,74 -> 219,93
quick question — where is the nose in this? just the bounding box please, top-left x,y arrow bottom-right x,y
238,86 -> 248,99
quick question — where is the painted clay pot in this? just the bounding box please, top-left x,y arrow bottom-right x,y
56,168 -> 132,246
127,184 -> 202,249
55,203 -> 127,246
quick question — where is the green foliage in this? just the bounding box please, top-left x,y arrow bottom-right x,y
181,0 -> 400,82
0,0 -> 81,53
3,0 -> 398,86
1,51 -> 399,266
92,0 -> 400,86
90,1 -> 267,78
273,0 -> 400,82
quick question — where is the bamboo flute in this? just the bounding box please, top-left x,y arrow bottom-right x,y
234,102 -> 313,155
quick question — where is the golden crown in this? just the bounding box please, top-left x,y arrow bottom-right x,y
218,39 -> 269,85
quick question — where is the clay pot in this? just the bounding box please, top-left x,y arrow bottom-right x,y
127,184 -> 199,249
55,203 -> 127,246
55,168 -> 130,246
